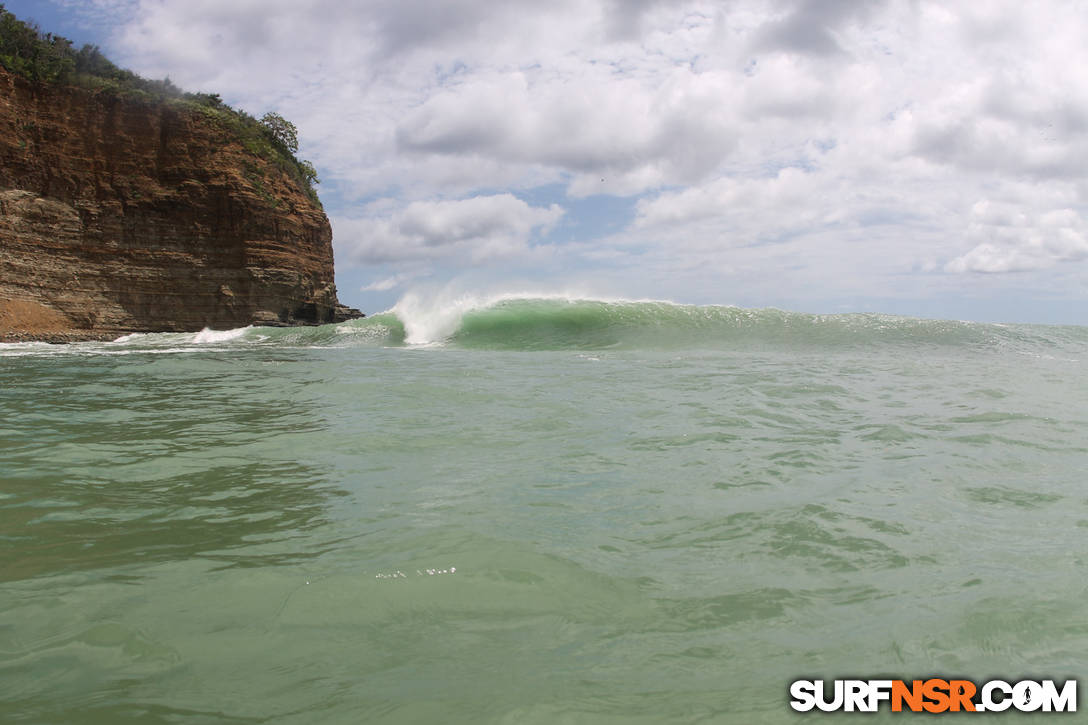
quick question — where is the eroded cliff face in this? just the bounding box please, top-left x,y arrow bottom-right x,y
0,67 -> 358,341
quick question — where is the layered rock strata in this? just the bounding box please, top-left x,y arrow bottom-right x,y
0,67 -> 360,342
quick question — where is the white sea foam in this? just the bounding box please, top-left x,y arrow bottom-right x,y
0,342 -> 56,357
110,332 -> 147,343
0,342 -> 197,357
191,326 -> 251,344
391,292 -> 484,345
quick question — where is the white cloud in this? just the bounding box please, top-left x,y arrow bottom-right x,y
80,0 -> 1088,317
334,194 -> 563,265
946,199 -> 1088,273
393,64 -> 740,197
361,272 -> 416,292
635,167 -> 824,230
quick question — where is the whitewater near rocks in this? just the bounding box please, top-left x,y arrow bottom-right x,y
5,295 -> 1084,354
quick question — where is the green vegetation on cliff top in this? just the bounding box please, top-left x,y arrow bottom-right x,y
0,4 -> 321,207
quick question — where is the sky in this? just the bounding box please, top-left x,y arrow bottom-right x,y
8,0 -> 1088,323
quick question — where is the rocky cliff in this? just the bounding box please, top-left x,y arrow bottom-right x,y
0,66 -> 359,342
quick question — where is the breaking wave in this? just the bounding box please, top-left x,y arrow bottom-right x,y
4,295 -> 1086,355
373,296 -> 1086,352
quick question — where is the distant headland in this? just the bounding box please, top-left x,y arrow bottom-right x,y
0,6 -> 361,343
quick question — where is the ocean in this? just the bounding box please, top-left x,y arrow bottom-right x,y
2,296 -> 1086,723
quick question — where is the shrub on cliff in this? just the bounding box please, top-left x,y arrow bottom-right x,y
0,8 -> 173,96
0,8 -> 74,83
0,4 -> 321,205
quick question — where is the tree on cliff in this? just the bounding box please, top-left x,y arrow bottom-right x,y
260,112 -> 299,155
259,112 -> 319,187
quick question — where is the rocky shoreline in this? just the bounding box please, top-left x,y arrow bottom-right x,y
0,292 -> 363,343
0,330 -> 118,344
0,308 -> 372,345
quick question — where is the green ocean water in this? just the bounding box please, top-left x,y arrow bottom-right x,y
2,297 -> 1086,723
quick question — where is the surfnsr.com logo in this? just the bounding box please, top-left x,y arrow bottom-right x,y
790,679 -> 1077,713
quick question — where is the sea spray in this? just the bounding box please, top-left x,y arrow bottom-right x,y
391,291 -> 487,345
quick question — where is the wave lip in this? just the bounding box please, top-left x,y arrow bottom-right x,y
389,291 -> 618,345
388,291 -> 683,347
